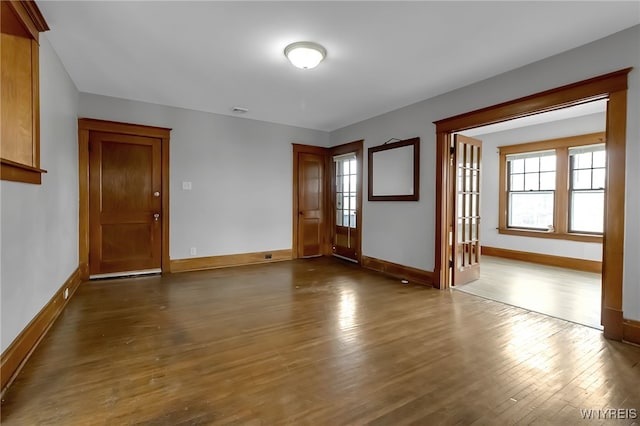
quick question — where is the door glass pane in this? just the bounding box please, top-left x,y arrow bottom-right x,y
471,218 -> 478,241
336,210 -> 343,226
343,175 -> 350,192
343,195 -> 350,211
349,211 -> 356,228
350,159 -> 356,173
349,196 -> 356,212
350,176 -> 356,192
336,193 -> 342,209
342,160 -> 349,175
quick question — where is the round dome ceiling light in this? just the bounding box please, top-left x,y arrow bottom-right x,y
284,41 -> 326,70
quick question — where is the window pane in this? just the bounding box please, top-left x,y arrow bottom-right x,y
539,172 -> 556,190
336,210 -> 343,226
539,155 -> 556,172
574,152 -> 592,169
592,169 -> 605,189
571,191 -> 604,233
524,173 -> 539,191
593,150 -> 606,168
572,170 -> 591,189
525,157 -> 539,173
511,159 -> 524,173
508,192 -> 554,229
510,174 -> 524,191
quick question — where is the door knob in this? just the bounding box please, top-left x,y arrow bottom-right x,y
153,213 -> 160,221
153,191 -> 160,197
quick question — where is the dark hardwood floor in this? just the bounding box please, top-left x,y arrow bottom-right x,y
1,257 -> 639,425
455,256 -> 602,329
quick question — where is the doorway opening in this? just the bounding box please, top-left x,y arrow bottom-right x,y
452,100 -> 607,329
433,68 -> 631,340
292,140 -> 363,263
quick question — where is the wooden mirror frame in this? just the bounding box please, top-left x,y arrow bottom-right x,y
368,137 -> 420,201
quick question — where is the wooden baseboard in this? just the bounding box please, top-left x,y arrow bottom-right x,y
170,249 -> 292,273
481,246 -> 602,273
1,267 -> 82,393
362,255 -> 433,286
623,319 -> 640,346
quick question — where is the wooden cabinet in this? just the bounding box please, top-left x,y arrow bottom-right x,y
1,0 -> 49,184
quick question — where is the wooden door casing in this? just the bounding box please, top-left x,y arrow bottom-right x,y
89,131 -> 162,275
453,134 -> 482,286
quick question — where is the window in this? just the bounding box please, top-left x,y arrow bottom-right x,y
507,151 -> 556,230
335,154 -> 357,228
569,145 -> 606,234
499,132 -> 605,242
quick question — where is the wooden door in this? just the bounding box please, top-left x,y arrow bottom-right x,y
453,135 -> 482,285
89,131 -> 162,275
332,153 -> 360,262
297,152 -> 325,257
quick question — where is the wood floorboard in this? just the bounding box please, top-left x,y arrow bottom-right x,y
455,255 -> 602,329
1,257 -> 638,425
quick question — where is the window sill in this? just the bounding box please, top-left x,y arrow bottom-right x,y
498,227 -> 602,243
1,158 -> 47,184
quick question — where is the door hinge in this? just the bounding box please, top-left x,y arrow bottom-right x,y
450,145 -> 455,155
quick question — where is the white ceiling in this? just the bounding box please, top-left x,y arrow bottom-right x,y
39,1 -> 640,132
460,99 -> 608,137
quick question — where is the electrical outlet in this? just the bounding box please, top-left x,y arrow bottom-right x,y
64,288 -> 69,300
182,181 -> 192,190
190,247 -> 197,256
264,253 -> 272,259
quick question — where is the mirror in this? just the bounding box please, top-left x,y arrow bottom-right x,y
368,137 -> 420,201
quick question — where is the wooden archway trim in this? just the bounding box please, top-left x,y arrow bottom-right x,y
433,68 -> 632,341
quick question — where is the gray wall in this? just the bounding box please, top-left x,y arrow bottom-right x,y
330,25 -> 640,320
476,113 -> 606,261
1,36 -> 79,352
78,94 -> 330,260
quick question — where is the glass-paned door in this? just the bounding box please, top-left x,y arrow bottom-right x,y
333,153 -> 359,261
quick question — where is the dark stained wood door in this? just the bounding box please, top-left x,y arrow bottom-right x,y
89,131 -> 162,275
298,152 -> 325,257
453,134 -> 482,285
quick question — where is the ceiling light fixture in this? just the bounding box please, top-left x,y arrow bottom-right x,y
284,41 -> 326,70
